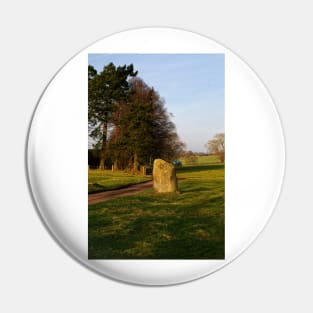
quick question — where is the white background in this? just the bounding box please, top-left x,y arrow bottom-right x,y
0,1 -> 312,312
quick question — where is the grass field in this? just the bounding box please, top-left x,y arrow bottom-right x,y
180,154 -> 220,166
88,156 -> 224,259
88,170 -> 151,194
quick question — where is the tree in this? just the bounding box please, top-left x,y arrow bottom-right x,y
109,77 -> 184,171
89,63 -> 184,172
206,133 -> 225,162
88,63 -> 137,169
182,150 -> 198,164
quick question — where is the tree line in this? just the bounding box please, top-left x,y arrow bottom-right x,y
88,62 -> 185,172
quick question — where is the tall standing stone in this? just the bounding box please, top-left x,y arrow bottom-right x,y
153,159 -> 177,193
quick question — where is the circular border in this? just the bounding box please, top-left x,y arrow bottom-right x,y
26,26 -> 285,286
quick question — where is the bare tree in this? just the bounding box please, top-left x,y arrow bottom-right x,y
206,133 -> 225,163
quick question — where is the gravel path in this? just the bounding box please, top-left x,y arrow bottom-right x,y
88,180 -> 153,205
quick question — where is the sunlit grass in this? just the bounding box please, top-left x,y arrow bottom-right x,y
180,154 -> 220,165
88,161 -> 225,259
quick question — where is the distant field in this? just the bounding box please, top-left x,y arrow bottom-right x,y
88,170 -> 151,194
180,154 -> 220,166
88,160 -> 224,259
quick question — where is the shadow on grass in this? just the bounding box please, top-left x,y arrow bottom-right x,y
89,214 -> 224,259
88,162 -> 225,259
89,188 -> 224,259
89,211 -> 225,259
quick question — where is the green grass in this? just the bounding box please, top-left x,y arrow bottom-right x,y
180,154 -> 220,166
88,170 -> 151,194
88,161 -> 224,259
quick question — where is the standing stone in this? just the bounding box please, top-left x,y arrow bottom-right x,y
153,159 -> 177,193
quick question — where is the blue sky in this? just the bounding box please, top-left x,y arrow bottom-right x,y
88,54 -> 224,152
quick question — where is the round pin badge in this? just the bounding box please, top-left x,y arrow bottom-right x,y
26,27 -> 285,286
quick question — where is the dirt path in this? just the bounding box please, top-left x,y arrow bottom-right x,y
88,181 -> 153,205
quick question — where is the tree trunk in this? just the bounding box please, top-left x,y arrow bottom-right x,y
133,152 -> 138,173
113,160 -> 118,171
99,121 -> 108,170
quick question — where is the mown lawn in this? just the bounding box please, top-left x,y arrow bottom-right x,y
88,170 -> 151,194
180,154 -> 221,166
88,162 -> 225,259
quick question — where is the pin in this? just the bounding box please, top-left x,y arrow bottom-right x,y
26,27 -> 285,286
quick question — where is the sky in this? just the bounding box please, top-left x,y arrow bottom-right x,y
88,54 -> 224,152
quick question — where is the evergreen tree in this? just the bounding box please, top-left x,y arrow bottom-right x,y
88,63 -> 137,169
